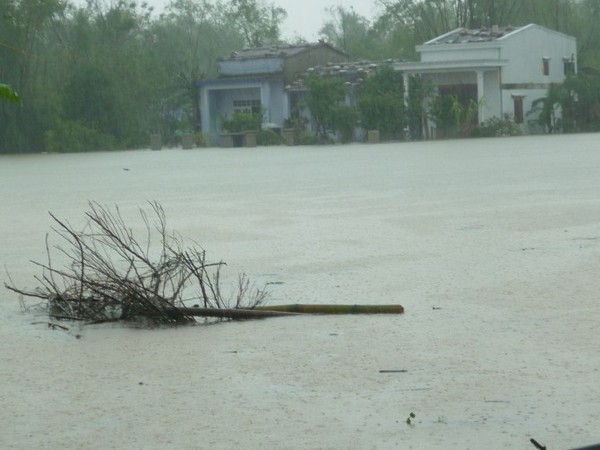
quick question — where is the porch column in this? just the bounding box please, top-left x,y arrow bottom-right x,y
282,89 -> 290,120
260,82 -> 270,124
403,72 -> 410,107
200,87 -> 210,134
476,70 -> 485,123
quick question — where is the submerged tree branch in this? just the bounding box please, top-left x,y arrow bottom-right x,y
5,202 -> 269,324
5,202 -> 404,326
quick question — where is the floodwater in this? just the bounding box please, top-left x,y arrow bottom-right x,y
1,135 -> 600,449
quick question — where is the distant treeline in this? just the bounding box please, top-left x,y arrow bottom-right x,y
1,0 -> 599,153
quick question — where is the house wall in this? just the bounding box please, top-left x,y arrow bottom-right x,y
219,58 -> 284,77
500,25 -> 577,85
500,87 -> 548,133
483,70 -> 502,120
201,84 -> 262,141
499,25 -> 577,132
431,71 -> 475,85
283,47 -> 348,83
201,78 -> 289,142
216,87 -> 262,118
261,78 -> 286,126
419,44 -> 501,62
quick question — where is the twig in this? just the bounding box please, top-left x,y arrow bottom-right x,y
5,202 -> 269,325
530,438 -> 547,450
30,321 -> 70,331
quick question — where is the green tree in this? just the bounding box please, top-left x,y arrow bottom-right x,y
0,0 -> 65,152
45,0 -> 184,150
533,73 -> 600,133
357,65 -> 405,140
568,74 -> 600,132
305,75 -> 357,143
430,94 -> 456,138
406,74 -> 433,140
319,7 -> 372,59
154,0 -> 244,136
571,0 -> 600,72
225,0 -> 287,47
430,94 -> 482,138
375,0 -> 573,45
63,67 -> 119,134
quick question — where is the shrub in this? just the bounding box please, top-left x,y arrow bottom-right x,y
471,114 -> 522,137
194,132 -> 211,147
357,65 -> 405,141
332,105 -> 359,143
45,120 -> 115,152
221,111 -> 262,133
296,130 -> 319,145
257,129 -> 283,146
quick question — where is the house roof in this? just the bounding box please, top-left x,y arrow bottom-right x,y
286,60 -> 402,91
424,25 -> 523,45
222,41 -> 348,61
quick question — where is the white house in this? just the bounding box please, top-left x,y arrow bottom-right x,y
395,24 -> 577,135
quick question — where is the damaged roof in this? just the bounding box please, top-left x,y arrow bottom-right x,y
426,25 -> 523,44
222,41 -> 348,60
286,59 -> 402,91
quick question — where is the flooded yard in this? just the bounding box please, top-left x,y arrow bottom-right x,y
1,134 -> 600,449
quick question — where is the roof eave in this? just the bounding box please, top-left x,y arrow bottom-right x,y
394,59 -> 508,73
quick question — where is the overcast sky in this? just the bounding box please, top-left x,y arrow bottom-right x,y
146,0 -> 380,42
272,0 -> 380,41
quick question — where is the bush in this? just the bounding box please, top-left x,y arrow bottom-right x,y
332,105 -> 359,143
297,130 -> 319,145
257,129 -> 283,146
357,65 -> 405,141
221,111 -> 262,133
45,120 -> 115,152
194,132 -> 211,147
471,114 -> 522,137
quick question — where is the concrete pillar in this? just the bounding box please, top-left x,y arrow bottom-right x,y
476,70 -> 485,123
200,87 -> 211,135
260,82 -> 270,124
282,90 -> 290,121
403,72 -> 410,108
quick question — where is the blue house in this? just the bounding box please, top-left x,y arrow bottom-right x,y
198,42 -> 348,144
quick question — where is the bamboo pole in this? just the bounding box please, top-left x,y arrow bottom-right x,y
255,304 -> 404,314
172,307 -> 302,320
163,304 -> 404,321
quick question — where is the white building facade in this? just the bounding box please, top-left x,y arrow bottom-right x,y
396,24 -> 577,136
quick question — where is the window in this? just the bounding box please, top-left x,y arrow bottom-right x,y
513,96 -> 524,124
542,58 -> 550,76
233,99 -> 261,114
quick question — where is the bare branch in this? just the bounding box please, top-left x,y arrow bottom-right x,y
4,202 -> 269,325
